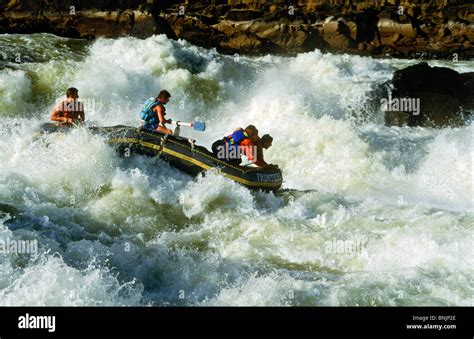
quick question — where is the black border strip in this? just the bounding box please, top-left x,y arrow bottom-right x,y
0,307 -> 472,338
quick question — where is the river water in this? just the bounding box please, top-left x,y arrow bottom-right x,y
0,33 -> 472,306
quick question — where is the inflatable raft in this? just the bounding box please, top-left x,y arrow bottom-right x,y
91,125 -> 283,191
36,123 -> 283,191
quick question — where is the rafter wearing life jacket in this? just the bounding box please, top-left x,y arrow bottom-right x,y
224,128 -> 249,149
223,128 -> 257,162
140,97 -> 165,130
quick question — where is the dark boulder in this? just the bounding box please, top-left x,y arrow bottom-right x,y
384,62 -> 473,128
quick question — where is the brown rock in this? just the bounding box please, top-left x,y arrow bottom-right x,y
224,9 -> 263,21
212,21 -> 240,37
257,24 -> 304,50
166,14 -> 224,49
322,19 -> 357,50
219,31 -> 274,54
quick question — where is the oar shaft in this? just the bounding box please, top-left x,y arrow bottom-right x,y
173,120 -> 205,132
175,121 -> 192,127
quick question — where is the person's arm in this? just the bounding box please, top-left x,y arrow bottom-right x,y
253,145 -> 268,167
50,102 -> 72,124
153,105 -> 173,134
78,102 -> 85,122
241,139 -> 261,165
155,106 -> 171,126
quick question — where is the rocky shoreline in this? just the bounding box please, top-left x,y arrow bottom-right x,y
1,1 -> 473,60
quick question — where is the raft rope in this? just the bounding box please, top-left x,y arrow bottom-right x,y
157,133 -> 169,158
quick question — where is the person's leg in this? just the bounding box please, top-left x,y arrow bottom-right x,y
212,139 -> 226,157
212,140 -> 242,166
142,122 -> 155,130
225,145 -> 242,166
156,125 -> 173,135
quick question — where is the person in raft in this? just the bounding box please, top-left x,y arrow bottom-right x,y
212,125 -> 262,167
254,134 -> 274,167
50,87 -> 85,125
139,90 -> 173,135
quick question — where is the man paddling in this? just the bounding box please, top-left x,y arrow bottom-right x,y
50,87 -> 85,125
140,90 -> 173,135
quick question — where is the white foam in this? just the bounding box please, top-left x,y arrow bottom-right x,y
0,255 -> 143,306
0,33 -> 473,306
0,69 -> 32,116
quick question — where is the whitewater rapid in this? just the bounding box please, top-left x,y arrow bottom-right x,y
0,33 -> 472,306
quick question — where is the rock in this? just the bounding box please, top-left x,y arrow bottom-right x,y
245,19 -> 278,34
224,9 -> 263,22
212,21 -> 241,37
221,32 -> 263,53
322,19 -> 357,50
215,5 -> 231,18
384,62 -> 473,128
354,7 -> 381,44
0,203 -> 20,222
214,19 -> 327,54
0,0 -> 177,40
1,1 -> 473,59
257,24 -> 322,52
460,72 -> 474,109
165,15 -> 224,50
220,32 -> 279,55
385,91 -> 463,128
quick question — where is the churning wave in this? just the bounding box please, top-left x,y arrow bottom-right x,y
0,33 -> 472,306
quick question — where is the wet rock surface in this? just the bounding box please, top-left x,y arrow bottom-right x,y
1,0 -> 473,59
384,62 -> 473,128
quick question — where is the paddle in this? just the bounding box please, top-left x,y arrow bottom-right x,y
174,120 -> 206,132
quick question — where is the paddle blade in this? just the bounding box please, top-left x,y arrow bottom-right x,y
192,121 -> 206,132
